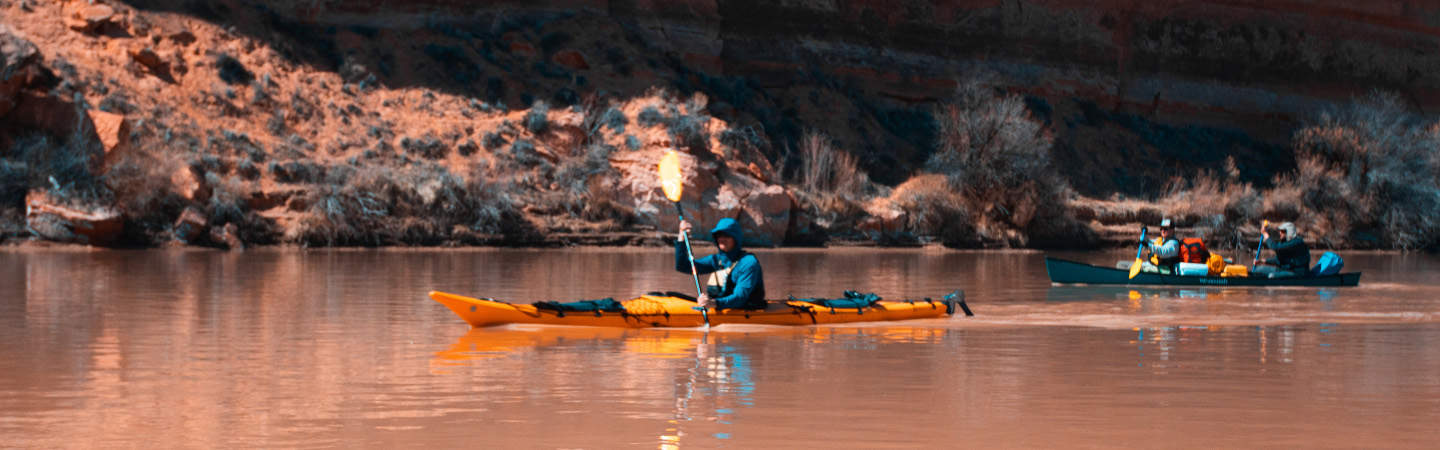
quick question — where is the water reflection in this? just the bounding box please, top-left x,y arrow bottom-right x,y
1126,321 -> 1384,374
428,325 -> 950,447
3,249 -> 1440,447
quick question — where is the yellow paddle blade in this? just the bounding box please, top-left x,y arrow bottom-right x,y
658,151 -> 683,202
1128,257 -> 1143,279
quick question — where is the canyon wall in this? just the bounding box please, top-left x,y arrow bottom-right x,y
121,0 -> 1440,193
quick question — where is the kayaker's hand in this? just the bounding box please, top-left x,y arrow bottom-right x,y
697,293 -> 715,309
678,219 -> 693,240
1260,226 -> 1270,240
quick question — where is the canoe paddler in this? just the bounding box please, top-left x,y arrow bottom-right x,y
1253,221 -> 1310,278
1142,218 -> 1182,274
676,217 -> 766,310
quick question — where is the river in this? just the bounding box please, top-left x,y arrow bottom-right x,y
2,248 -> 1438,448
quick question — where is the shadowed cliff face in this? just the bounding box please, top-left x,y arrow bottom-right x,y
118,0 -> 1440,195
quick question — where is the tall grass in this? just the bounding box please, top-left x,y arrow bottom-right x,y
794,131 -> 866,200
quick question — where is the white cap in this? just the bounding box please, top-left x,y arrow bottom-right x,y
1160,218 -> 1173,228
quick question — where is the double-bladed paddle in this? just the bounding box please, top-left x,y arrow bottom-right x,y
658,151 -> 710,327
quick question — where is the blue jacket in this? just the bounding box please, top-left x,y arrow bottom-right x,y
674,218 -> 766,309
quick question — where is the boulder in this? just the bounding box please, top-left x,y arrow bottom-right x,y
87,109 -> 129,158
610,148 -> 793,246
66,4 -> 117,34
1,23 -> 42,118
6,92 -> 107,171
127,46 -> 174,81
173,206 -> 208,243
169,166 -> 209,201
246,189 -> 299,211
610,148 -> 722,229
736,183 -> 791,247
859,198 -> 905,233
552,50 -> 590,70
25,190 -> 123,245
167,29 -> 197,46
508,41 -> 536,58
208,222 -> 242,250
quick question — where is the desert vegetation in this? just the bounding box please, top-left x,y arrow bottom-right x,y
2,2 -> 1436,251
781,131 -> 879,242
1116,91 -> 1440,251
1273,91 -> 1439,250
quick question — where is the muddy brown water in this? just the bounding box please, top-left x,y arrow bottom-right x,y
2,248 -> 1438,448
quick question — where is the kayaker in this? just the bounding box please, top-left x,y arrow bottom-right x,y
1253,222 -> 1310,277
676,217 -> 766,310
1142,219 -> 1182,274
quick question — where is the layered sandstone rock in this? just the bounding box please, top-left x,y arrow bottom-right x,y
25,191 -> 123,245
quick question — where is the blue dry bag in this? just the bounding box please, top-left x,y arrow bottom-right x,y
1309,251 -> 1344,276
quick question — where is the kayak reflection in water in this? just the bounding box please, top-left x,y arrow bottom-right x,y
676,218 -> 766,310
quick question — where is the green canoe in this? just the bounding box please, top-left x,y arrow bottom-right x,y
1045,257 -> 1361,287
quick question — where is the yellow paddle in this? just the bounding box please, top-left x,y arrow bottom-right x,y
1128,226 -> 1148,279
659,151 -> 709,327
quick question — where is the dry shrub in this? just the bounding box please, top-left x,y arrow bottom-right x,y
102,146 -> 188,244
784,131 -> 880,236
1155,160 -> 1252,247
1160,171 -> 1227,218
1285,90 -> 1440,250
923,77 -> 1078,246
296,164 -> 530,246
890,174 -> 976,246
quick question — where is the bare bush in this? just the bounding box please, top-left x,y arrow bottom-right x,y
295,165 -> 531,246
102,148 -> 187,244
890,174 -> 976,246
926,81 -> 1069,238
524,101 -> 549,133
1288,90 -> 1440,250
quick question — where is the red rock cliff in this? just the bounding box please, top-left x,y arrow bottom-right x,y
148,0 -> 1440,193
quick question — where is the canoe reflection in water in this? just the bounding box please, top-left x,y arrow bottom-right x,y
1047,286 -> 1345,304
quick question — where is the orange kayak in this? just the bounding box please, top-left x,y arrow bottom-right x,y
430,291 -> 971,328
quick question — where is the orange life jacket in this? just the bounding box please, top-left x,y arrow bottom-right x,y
1180,238 -> 1209,264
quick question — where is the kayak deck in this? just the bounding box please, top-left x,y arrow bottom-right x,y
430,291 -> 969,328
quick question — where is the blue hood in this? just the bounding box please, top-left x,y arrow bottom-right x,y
709,218 -> 744,249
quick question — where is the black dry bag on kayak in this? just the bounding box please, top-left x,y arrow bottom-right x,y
790,290 -> 883,309
533,298 -> 626,314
